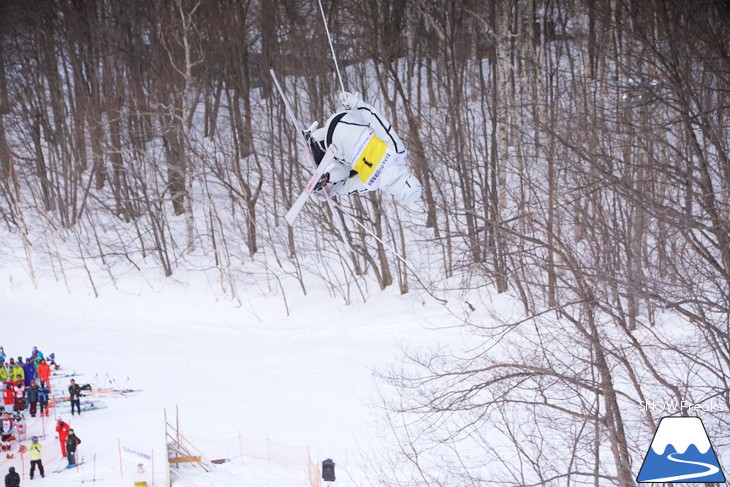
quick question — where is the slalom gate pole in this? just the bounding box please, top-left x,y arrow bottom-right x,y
317,0 -> 346,93
118,439 -> 123,476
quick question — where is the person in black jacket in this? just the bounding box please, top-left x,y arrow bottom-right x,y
4,466 -> 19,487
26,381 -> 39,418
68,379 -> 82,416
66,429 -> 81,467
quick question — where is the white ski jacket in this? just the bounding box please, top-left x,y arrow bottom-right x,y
310,96 -> 421,204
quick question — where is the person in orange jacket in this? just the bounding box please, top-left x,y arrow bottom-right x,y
56,418 -> 71,457
36,359 -> 51,393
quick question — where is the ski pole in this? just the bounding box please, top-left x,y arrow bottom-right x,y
317,0 -> 346,93
326,198 -> 409,266
270,68 -> 356,256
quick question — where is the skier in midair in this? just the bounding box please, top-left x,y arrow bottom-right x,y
305,92 -> 422,204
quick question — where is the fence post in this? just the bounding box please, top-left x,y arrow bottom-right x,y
238,432 -> 243,465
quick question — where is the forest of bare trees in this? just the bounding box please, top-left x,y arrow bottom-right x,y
0,0 -> 728,485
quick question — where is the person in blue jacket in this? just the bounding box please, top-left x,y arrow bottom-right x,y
37,380 -> 49,416
21,359 -> 35,388
30,347 -> 44,361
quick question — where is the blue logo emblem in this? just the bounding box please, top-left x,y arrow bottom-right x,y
637,417 -> 725,483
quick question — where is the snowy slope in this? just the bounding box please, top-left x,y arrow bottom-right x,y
0,263 -> 460,486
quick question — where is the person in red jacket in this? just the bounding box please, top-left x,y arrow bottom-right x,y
56,418 -> 71,457
36,359 -> 51,393
2,383 -> 12,413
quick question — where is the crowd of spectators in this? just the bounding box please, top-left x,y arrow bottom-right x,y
1,346 -> 83,483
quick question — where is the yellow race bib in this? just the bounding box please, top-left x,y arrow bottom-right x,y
353,135 -> 387,184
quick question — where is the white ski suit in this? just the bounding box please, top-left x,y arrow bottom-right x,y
309,94 -> 422,204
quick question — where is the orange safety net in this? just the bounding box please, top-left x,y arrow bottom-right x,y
181,434 -> 322,487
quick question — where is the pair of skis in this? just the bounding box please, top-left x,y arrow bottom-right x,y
270,69 -> 338,226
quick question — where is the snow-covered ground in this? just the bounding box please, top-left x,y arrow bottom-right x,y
0,261 -> 462,486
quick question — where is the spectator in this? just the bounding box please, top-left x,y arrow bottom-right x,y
12,414 -> 24,442
68,379 -> 82,416
29,436 -> 44,479
0,413 -> 13,457
65,429 -> 81,467
12,383 -> 24,413
2,384 -> 12,414
36,359 -> 51,392
56,418 -> 70,457
21,359 -> 34,388
0,348 -> 5,366
4,467 -> 19,487
9,363 -> 23,384
26,381 -> 39,418
37,380 -> 49,416
0,364 -> 9,383
48,353 -> 60,370
30,347 -> 44,361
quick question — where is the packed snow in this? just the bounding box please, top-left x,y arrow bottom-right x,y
0,260 -> 463,486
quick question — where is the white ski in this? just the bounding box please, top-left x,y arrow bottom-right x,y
270,69 -> 354,252
269,69 -> 336,225
285,144 -> 337,225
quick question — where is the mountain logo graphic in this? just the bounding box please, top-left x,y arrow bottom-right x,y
637,416 -> 726,483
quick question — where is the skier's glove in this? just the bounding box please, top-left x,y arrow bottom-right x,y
314,173 -> 330,192
338,91 -> 359,110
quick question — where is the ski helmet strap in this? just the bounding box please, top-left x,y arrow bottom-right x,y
326,112 -> 347,148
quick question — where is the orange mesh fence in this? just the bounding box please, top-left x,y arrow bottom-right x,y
181,434 -> 321,487
0,404 -> 64,478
